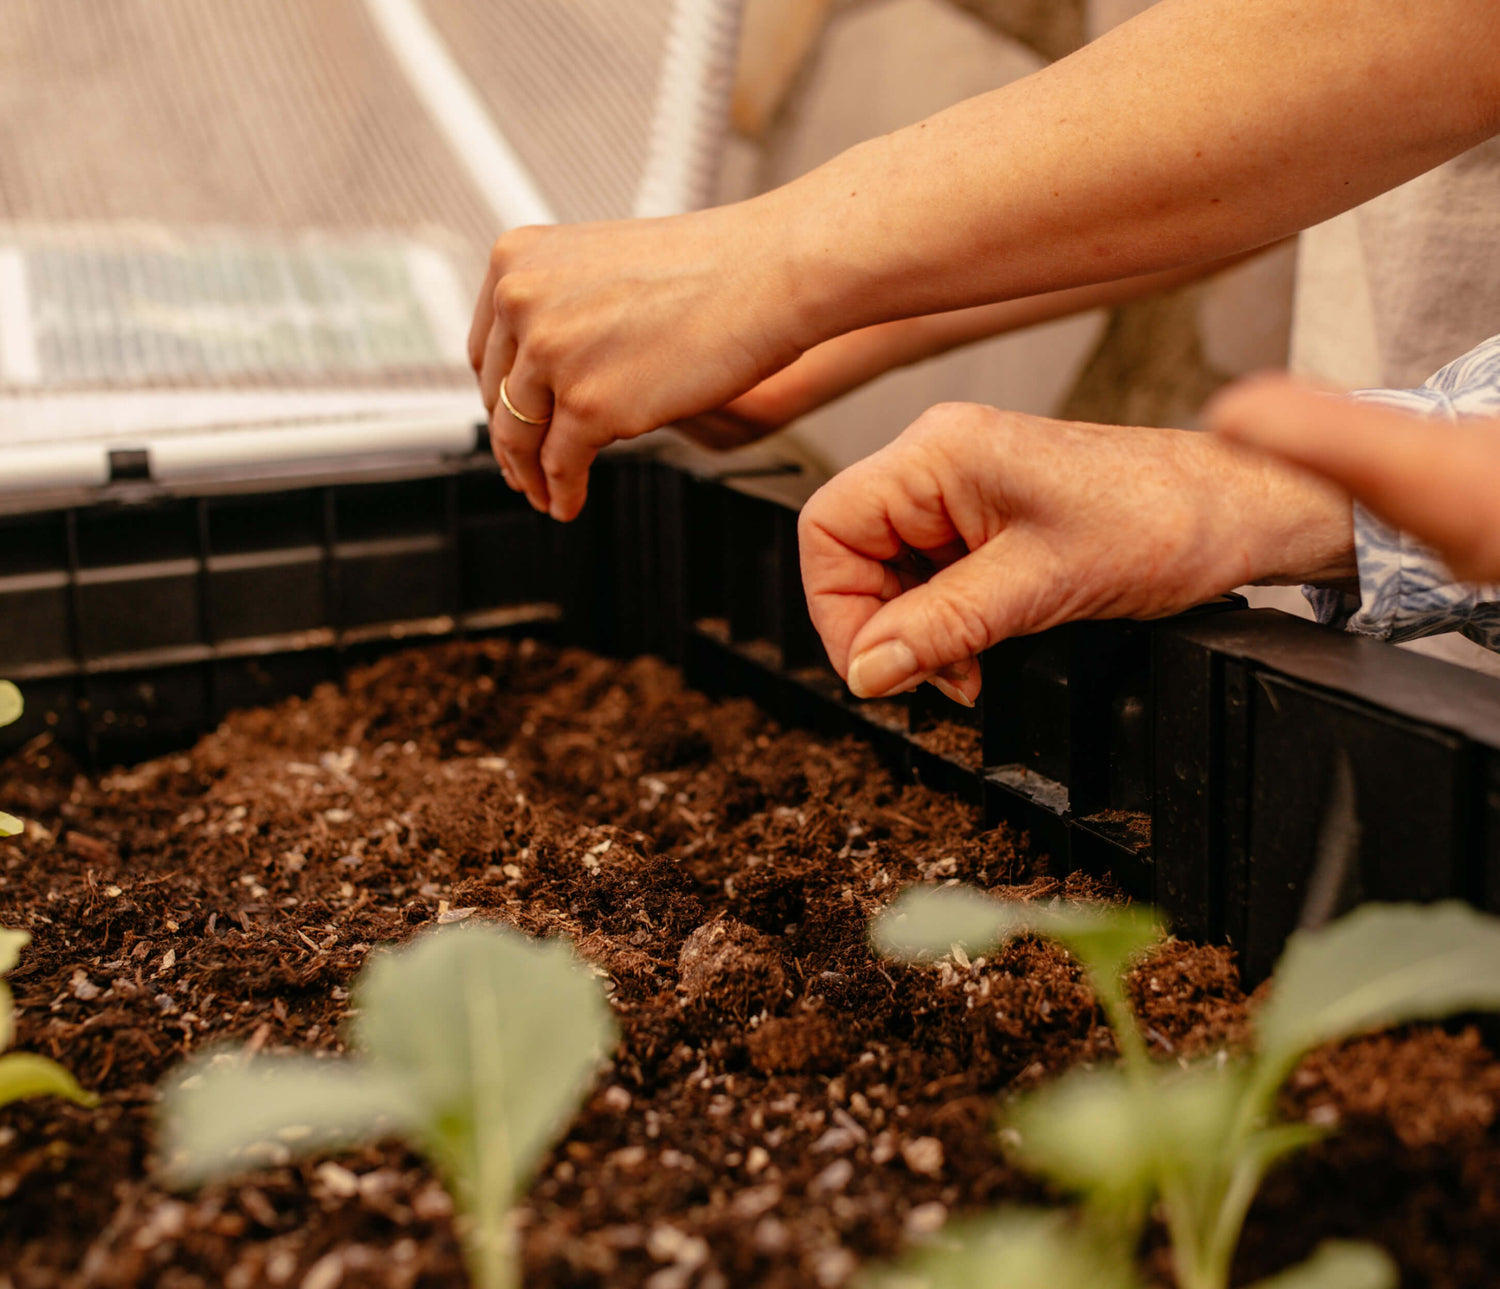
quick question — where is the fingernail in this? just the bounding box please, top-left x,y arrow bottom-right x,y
847,640 -> 918,699
929,677 -> 975,708
937,657 -> 974,683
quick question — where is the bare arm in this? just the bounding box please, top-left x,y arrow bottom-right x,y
779,0 -> 1500,339
684,248 -> 1272,448
472,0 -> 1500,518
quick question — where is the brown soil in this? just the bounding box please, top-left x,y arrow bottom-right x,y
1,640 -> 1498,1289
909,721 -> 982,769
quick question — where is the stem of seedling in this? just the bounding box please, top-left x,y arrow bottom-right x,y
464,955 -> 519,1289
1089,966 -> 1224,1289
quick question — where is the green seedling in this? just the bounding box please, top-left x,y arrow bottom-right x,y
160,922 -> 616,1289
1,680 -> 25,837
869,886 -> 1500,1289
0,929 -> 97,1111
0,685 -> 94,1114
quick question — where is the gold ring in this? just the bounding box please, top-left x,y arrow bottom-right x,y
499,375 -> 551,426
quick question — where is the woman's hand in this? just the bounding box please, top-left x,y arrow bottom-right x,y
798,402 -> 1355,701
469,198 -> 809,521
1210,375 -> 1500,582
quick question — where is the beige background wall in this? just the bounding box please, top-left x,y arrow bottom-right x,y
719,0 -> 1297,473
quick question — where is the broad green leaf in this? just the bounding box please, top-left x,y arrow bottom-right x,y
0,929 -> 29,977
871,886 -> 1026,961
0,1051 -> 98,1109
1007,1067 -> 1155,1199
861,1208 -> 1144,1289
872,886 -> 1161,985
1,930 -> 31,1052
1009,1063 -> 1243,1202
1247,1241 -> 1397,1289
0,811 -> 22,839
351,923 -> 617,1209
0,681 -> 21,729
1258,903 -> 1500,1086
160,1055 -> 415,1185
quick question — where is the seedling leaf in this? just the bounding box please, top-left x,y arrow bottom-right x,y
870,885 -> 1024,961
871,886 -> 1161,983
0,928 -> 29,978
1026,902 -> 1162,990
1007,1067 -> 1154,1199
352,923 -> 616,1201
1257,903 -> 1500,1086
860,1208 -> 1144,1289
2,682 -> 25,836
1,929 -> 32,1053
160,1057 -> 415,1185
160,922 -> 616,1289
1009,1063 -> 1243,1203
0,1051 -> 98,1108
0,681 -> 21,729
1246,1241 -> 1396,1289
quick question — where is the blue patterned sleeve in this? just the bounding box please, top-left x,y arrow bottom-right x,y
1302,332 -> 1500,652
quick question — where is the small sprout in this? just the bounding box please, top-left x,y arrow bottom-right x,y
867,887 -> 1495,1289
160,921 -> 616,1289
1,681 -> 24,838
1249,1242 -> 1396,1289
0,929 -> 98,1113
0,680 -> 21,728
860,1208 -> 1145,1289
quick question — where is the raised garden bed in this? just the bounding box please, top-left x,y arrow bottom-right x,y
7,447 -> 1500,985
6,638 -> 1500,1288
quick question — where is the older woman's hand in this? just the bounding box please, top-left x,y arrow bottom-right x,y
798,402 -> 1355,701
1210,375 -> 1500,583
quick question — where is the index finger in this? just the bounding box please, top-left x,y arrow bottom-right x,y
1210,376 -> 1500,579
797,463 -> 958,674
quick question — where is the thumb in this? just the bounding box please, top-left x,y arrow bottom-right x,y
844,541 -> 1043,700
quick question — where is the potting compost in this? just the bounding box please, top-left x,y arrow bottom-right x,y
3,640 -> 1499,1288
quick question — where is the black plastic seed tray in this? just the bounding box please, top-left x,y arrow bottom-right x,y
4,441 -> 1500,979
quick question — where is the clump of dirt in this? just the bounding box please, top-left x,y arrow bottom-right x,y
678,917 -> 787,1020
1,638 -> 1497,1288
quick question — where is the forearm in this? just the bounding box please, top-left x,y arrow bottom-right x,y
770,0 -> 1500,345
859,248 -> 1270,370
744,247 -> 1271,429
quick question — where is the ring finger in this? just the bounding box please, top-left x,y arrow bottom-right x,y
491,356 -> 554,512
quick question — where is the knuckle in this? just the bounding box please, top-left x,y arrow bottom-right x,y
489,225 -> 541,269
921,592 -> 992,664
558,382 -> 604,425
524,327 -> 562,367
493,271 -> 540,320
490,419 -> 530,451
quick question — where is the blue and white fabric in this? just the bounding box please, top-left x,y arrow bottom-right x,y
1303,331 -> 1500,651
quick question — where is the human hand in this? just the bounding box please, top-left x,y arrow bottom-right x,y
798,402 -> 1356,701
1209,374 -> 1500,583
469,198 -> 809,521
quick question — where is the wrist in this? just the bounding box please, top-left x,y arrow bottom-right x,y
1209,439 -> 1356,587
761,142 -> 903,350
